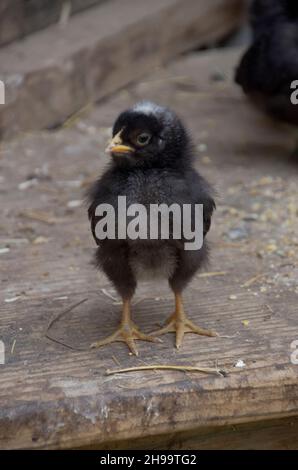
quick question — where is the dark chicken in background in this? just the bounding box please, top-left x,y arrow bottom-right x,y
235,0 -> 298,126
88,102 -> 217,355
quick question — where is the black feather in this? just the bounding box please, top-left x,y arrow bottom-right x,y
235,0 -> 298,125
87,102 -> 215,298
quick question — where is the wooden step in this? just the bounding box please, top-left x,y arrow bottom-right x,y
0,0 -> 108,47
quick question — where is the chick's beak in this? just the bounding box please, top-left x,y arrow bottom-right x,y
105,130 -> 134,155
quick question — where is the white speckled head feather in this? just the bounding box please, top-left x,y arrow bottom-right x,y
132,101 -> 164,116
132,101 -> 176,130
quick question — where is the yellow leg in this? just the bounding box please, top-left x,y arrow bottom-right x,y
151,293 -> 218,349
90,299 -> 158,356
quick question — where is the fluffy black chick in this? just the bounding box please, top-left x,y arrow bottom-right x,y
87,101 -> 217,355
235,0 -> 298,125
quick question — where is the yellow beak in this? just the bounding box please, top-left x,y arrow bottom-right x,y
105,130 -> 134,155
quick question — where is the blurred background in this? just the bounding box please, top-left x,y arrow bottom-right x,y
0,0 -> 249,138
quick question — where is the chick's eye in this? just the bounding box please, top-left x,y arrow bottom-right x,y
136,133 -> 151,146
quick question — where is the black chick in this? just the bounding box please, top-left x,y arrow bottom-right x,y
235,0 -> 298,125
87,101 -> 217,355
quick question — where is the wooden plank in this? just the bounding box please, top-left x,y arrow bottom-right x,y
0,1 -> 108,47
82,417 -> 298,449
0,0 -> 246,139
0,1 -> 23,47
0,48 -> 297,449
23,1 -> 109,37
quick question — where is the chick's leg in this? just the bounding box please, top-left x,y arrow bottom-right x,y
152,293 -> 218,349
90,299 -> 157,356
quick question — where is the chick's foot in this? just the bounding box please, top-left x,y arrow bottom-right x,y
90,300 -> 158,356
151,294 -> 218,349
90,321 -> 157,356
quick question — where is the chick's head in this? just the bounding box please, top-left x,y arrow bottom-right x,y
106,101 -> 191,169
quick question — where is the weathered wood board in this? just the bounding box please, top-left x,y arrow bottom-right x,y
0,48 -> 297,449
0,0 -> 108,47
84,416 -> 298,450
0,0 -> 246,139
